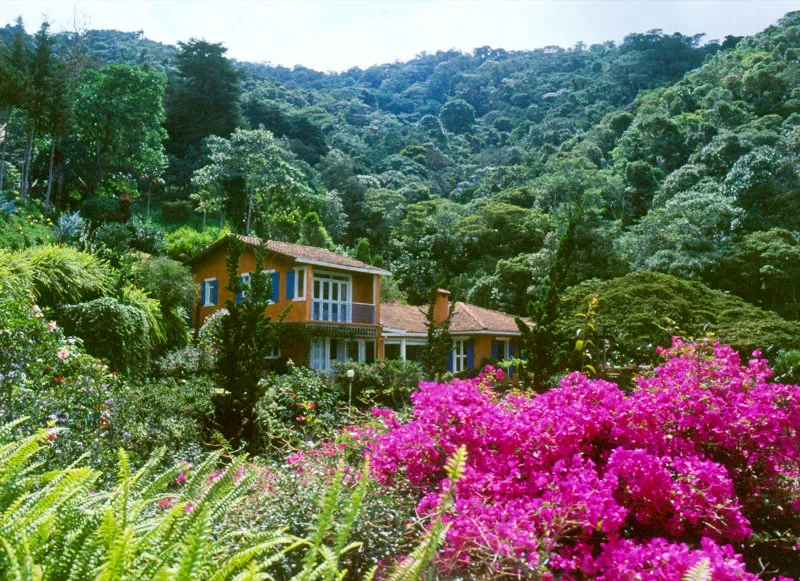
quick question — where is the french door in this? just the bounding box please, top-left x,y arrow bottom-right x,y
312,274 -> 350,322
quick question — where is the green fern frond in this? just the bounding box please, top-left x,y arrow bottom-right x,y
682,558 -> 712,581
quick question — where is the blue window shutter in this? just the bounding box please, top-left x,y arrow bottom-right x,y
236,275 -> 245,303
286,270 -> 295,299
509,342 -> 516,378
446,342 -> 454,373
210,280 -> 218,305
466,340 -> 475,369
492,340 -> 499,360
272,272 -> 280,302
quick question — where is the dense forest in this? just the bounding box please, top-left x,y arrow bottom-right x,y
3,16 -> 800,327
4,11 -> 800,579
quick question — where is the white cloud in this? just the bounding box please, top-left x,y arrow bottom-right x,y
1,0 -> 797,71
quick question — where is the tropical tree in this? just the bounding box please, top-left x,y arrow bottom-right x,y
165,39 -> 242,161
191,128 -> 319,238
71,64 -> 167,194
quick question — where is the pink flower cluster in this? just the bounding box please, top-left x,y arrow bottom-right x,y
366,340 -> 800,578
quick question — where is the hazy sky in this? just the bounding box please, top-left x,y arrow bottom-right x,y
1,1 -> 797,71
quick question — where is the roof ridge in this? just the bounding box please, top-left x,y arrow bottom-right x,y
455,301 -> 485,330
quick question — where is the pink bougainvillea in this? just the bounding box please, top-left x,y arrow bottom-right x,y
365,341 -> 800,578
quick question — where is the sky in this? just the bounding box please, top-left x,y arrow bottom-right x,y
0,0 -> 798,72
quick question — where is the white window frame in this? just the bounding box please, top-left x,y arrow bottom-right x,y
265,345 -> 281,359
310,338 -> 374,372
293,266 -> 307,301
496,338 -> 511,360
311,271 -> 353,322
453,339 -> 468,373
202,278 -> 216,307
261,269 -> 276,304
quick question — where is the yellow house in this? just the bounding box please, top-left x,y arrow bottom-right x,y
189,236 -> 523,376
188,234 -> 389,372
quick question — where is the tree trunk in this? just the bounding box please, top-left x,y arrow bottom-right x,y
21,124 -> 35,199
0,109 -> 12,194
246,191 -> 253,234
55,144 -> 65,209
45,136 -> 56,207
146,180 -> 152,218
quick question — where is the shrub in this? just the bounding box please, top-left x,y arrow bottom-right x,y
112,376 -> 215,464
128,215 -> 165,255
59,297 -> 151,374
93,221 -> 133,254
332,360 -> 424,408
82,196 -> 126,223
52,211 -> 85,243
161,199 -> 194,222
364,342 -> 800,578
0,206 -> 52,249
555,271 -> 800,367
254,365 -> 342,451
13,244 -> 112,308
152,345 -> 214,378
165,225 -> 227,262
131,255 -> 195,349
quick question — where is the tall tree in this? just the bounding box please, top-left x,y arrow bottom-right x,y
165,39 -> 242,174
71,64 -> 167,194
191,128 -> 319,239
516,198 -> 585,390
0,17 -> 29,194
20,20 -> 55,199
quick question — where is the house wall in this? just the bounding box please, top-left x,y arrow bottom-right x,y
192,245 -> 307,327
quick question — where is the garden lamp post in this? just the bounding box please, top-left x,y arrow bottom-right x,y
346,368 -> 355,415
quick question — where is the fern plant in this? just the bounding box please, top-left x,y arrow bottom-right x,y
0,423 -> 296,580
0,420 -> 387,581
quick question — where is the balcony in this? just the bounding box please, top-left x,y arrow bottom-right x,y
311,300 -> 375,324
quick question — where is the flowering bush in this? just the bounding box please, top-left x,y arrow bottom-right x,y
0,285 -> 209,475
365,341 -> 800,578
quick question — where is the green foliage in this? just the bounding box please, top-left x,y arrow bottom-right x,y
213,238 -> 285,445
130,255 -> 195,349
0,426 -> 299,580
555,271 -> 800,367
439,99 -> 476,134
254,366 -> 342,451
71,64 -> 168,193
10,244 -> 111,308
332,360 -> 424,408
161,199 -> 194,223
52,211 -> 84,243
165,39 -> 242,160
191,128 -> 321,238
517,200 -> 584,388
59,297 -> 151,374
164,225 -> 227,262
128,215 -> 165,255
0,205 -> 52,250
93,221 -> 133,254
296,211 -> 333,249
421,290 -> 453,381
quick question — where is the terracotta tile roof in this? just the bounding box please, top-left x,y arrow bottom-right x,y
189,234 -> 390,275
381,303 -> 429,334
381,301 -> 525,335
451,302 -> 522,334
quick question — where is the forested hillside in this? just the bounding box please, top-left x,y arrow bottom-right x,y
1,12 -> 800,343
